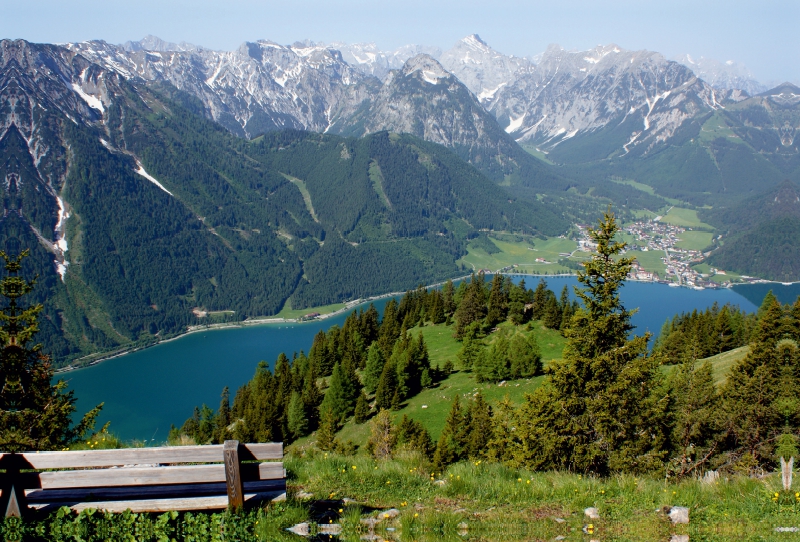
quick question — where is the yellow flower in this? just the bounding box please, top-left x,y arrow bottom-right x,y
352,465 -> 356,470
338,509 -> 343,513
414,513 -> 419,517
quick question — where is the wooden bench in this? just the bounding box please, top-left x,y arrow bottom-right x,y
0,440 -> 285,516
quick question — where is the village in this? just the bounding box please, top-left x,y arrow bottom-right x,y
576,219 -> 728,289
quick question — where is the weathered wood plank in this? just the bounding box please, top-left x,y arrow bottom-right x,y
223,440 -> 244,509
25,480 -> 286,503
17,443 -> 282,469
30,491 -> 286,514
21,462 -> 284,490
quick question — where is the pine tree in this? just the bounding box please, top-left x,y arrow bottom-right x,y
367,409 -> 395,459
212,387 -> 232,443
363,343 -> 385,395
316,408 -> 338,451
485,274 -> 508,328
433,396 -> 466,472
301,360 -> 323,431
719,296 -> 792,469
543,294 -> 561,329
286,391 -> 308,441
531,280 -> 549,321
396,415 -> 434,458
0,251 -> 103,452
513,210 -> 666,474
374,360 -> 397,411
666,361 -> 721,477
454,273 -> 487,338
508,333 -> 542,378
456,333 -> 483,371
354,392 -> 370,424
431,291 -> 446,325
465,392 -> 492,458
320,362 -> 358,423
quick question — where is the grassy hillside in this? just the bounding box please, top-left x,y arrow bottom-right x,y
295,319 -> 567,450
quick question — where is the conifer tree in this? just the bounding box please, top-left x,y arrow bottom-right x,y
513,210 -> 666,474
442,279 -> 456,316
286,391 -> 308,441
531,280 -> 549,321
0,251 -> 103,452
465,392 -> 492,458
301,360 -> 323,431
316,408 -> 338,451
374,360 -> 397,411
320,362 -> 359,423
354,392 -> 370,424
212,386 -> 232,443
508,333 -> 542,378
456,333 -> 483,371
454,273 -> 487,338
396,415 -> 434,458
543,294 -> 562,329
367,409 -> 395,459
485,274 -> 508,328
363,342 -> 386,395
666,361 -> 721,477
719,296 -> 794,469
433,396 -> 466,472
431,291 -> 446,324
360,304 -> 380,345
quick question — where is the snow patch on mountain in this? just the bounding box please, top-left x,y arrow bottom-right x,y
135,163 -> 173,196
71,82 -> 104,112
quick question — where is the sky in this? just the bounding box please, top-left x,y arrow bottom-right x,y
3,0 -> 798,84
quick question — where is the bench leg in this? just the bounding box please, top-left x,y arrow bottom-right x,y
223,440 -> 244,509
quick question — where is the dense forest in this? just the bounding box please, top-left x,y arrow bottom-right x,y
703,181 -> 800,281
175,211 -> 799,477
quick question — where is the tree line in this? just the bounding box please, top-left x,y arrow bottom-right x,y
175,210 -> 797,478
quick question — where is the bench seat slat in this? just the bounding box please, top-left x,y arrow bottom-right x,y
16,443 -> 282,469
25,480 -> 285,503
30,491 -> 286,514
21,462 -> 285,490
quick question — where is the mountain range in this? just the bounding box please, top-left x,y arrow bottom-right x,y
1,33 -> 799,362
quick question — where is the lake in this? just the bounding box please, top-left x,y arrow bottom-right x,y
66,277 -> 790,442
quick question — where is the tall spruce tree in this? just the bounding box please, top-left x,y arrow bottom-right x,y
512,210 -> 666,474
0,251 -> 103,452
718,296 -> 798,470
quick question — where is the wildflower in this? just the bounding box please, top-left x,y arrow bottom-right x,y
338,509 -> 343,513
527,480 -> 530,484
352,466 -> 356,470
414,513 -> 419,517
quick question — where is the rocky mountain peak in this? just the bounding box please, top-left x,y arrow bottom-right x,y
439,34 -> 531,98
460,34 -> 491,53
673,53 -> 764,95
401,54 -> 452,83
122,35 -> 199,52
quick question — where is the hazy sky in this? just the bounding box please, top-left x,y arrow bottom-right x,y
3,0 -> 797,84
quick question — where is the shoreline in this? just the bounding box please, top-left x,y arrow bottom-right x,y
57,274 -> 474,373
57,270 -> 785,374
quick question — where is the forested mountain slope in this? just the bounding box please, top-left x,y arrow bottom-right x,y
703,181 -> 800,281
0,40 -> 566,363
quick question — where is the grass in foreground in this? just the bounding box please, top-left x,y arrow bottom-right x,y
285,451 -> 800,541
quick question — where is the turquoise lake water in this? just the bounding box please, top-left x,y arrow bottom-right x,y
65,278 -> 795,442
